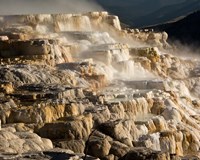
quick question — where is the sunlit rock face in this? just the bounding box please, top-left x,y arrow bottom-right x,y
0,12 -> 200,160
0,126 -> 53,154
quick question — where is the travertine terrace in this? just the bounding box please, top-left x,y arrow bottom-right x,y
0,12 -> 200,160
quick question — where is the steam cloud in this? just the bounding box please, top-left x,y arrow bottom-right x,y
0,0 -> 103,15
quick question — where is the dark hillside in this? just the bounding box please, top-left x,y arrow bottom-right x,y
147,11 -> 200,46
96,0 -> 200,27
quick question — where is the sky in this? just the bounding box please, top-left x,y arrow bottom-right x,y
0,0 -> 103,15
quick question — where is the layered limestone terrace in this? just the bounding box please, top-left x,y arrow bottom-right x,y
0,12 -> 200,160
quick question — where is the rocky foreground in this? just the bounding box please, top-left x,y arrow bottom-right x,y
0,12 -> 200,160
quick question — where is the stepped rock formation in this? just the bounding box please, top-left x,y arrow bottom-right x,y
0,12 -> 200,160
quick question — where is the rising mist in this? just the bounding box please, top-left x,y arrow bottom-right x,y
0,0 -> 103,15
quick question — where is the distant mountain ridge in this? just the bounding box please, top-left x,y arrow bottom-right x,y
96,0 -> 200,27
136,0 -> 200,27
146,10 -> 200,46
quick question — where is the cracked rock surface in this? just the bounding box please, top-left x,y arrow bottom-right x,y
0,12 -> 200,160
